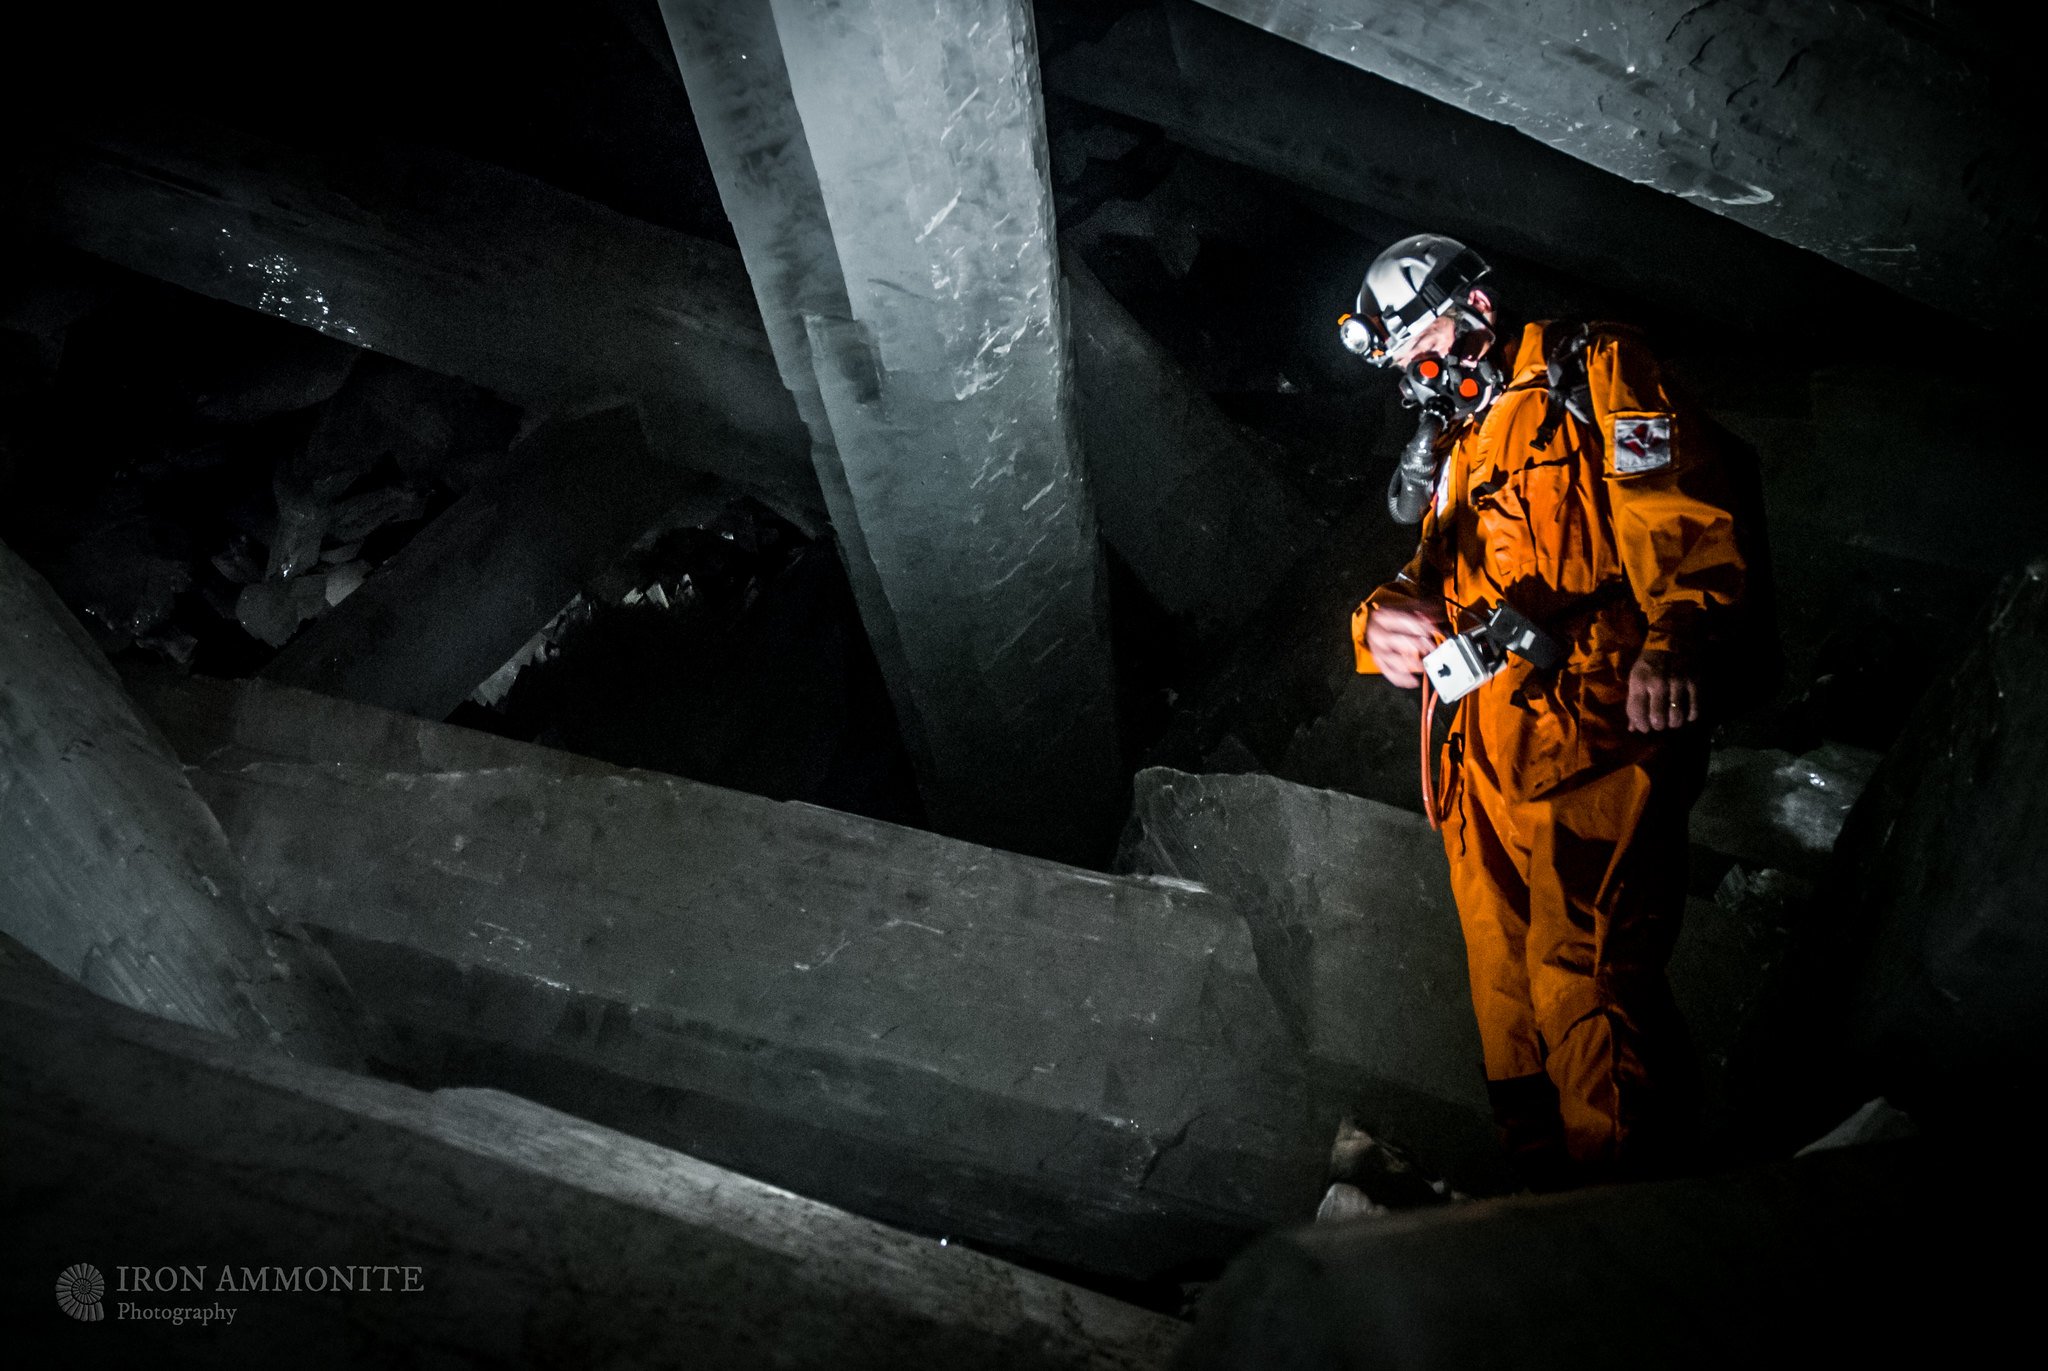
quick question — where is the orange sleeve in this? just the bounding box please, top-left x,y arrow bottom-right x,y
1588,331 -> 1746,662
1351,600 -> 1379,674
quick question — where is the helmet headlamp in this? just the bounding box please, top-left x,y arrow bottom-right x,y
1337,310 -> 1388,362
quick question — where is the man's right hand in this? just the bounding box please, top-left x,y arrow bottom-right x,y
1362,595 -> 1449,689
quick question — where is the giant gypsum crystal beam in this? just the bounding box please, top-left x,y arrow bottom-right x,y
133,674 -> 1330,1281
1,938 -> 1184,1369
757,0 -> 1124,858
5,115 -> 822,518
0,541 -> 360,1065
1192,0 -> 2033,327
1045,3 -> 1965,335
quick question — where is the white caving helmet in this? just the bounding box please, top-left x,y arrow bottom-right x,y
1338,233 -> 1493,367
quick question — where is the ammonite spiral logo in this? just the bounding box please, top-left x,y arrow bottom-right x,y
56,1263 -> 106,1322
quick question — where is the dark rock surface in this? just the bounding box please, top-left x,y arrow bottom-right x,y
1176,1138 -> 2025,1370
1689,743 -> 1879,881
263,405 -> 727,720
1065,252 -> 1327,639
1143,496 -> 1445,814
465,507 -> 924,828
0,247 -> 528,678
1830,561 -> 2048,1124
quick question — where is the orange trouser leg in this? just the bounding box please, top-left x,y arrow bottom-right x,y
1522,753 -> 1696,1170
1440,770 -> 1544,1084
1440,764 -> 1564,1183
1443,742 -> 1701,1174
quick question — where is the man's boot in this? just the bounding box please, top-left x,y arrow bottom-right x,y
1487,1073 -> 1572,1192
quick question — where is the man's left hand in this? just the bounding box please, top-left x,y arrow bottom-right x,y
1626,649 -> 1699,733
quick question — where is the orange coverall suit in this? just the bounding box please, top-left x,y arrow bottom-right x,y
1352,321 -> 1745,1173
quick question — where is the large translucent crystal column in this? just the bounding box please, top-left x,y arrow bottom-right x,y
673,0 -> 1122,858
657,0 -> 933,786
0,541 -> 361,1067
132,674 -> 1328,1278
1191,0 -> 2027,328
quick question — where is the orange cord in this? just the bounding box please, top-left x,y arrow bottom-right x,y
1419,630 -> 1446,831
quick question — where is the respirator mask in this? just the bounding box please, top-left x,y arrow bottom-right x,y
1339,235 -> 1501,523
1394,338 -> 1500,422
1357,306 -> 1501,524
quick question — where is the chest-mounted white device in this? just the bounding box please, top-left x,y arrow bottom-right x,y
1421,602 -> 1566,703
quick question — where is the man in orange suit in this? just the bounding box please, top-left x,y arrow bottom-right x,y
1342,235 -> 1746,1185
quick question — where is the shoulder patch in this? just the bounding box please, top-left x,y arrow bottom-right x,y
1610,412 -> 1674,475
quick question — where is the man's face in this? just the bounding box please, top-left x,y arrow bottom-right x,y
1384,288 -> 1496,369
1386,312 -> 1459,369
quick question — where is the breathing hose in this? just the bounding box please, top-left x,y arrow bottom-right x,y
1386,410 -> 1447,525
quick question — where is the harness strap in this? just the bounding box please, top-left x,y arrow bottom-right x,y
1532,321 -> 1596,452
